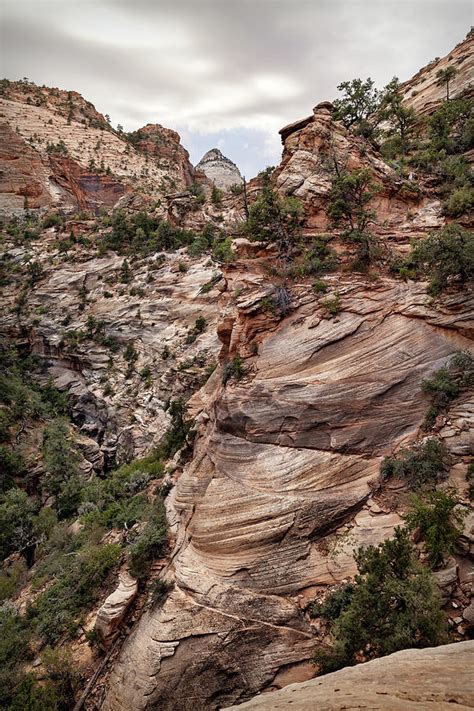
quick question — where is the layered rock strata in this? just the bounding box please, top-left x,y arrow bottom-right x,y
227,641 -> 474,710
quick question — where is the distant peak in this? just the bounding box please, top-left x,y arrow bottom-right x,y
196,148 -> 243,190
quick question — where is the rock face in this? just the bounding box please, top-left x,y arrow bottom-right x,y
104,267 -> 473,710
0,81 -> 195,213
102,34 -> 474,707
401,31 -> 474,115
196,148 -> 243,190
0,230 -> 226,468
95,572 -> 138,647
227,641 -> 474,710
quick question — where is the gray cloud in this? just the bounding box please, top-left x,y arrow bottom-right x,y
1,0 -> 471,176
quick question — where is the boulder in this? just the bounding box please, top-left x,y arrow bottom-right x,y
95,572 -> 138,647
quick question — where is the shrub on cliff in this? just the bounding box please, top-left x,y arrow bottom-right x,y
380,438 -> 449,490
421,350 -> 473,428
242,173 -> 302,260
411,223 -> 474,295
333,78 -> 381,135
404,489 -> 467,568
327,166 -> 381,268
429,98 -> 474,154
379,77 -> 417,154
128,501 -> 167,578
314,528 -> 446,673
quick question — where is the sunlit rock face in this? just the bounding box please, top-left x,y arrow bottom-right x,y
196,148 -> 243,190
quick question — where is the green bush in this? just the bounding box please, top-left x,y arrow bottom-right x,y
42,418 -> 79,503
31,542 -> 121,644
411,223 -> 473,295
158,400 -> 193,459
314,528 -> 446,673
103,210 -> 197,255
443,186 -> 474,217
0,605 -> 33,707
380,438 -> 449,490
310,583 -> 355,621
242,173 -> 302,259
404,489 -> 467,568
128,502 -> 167,578
321,292 -> 341,317
222,354 -> 246,384
421,351 -> 473,426
0,488 -> 38,561
42,212 -> 63,229
327,168 -> 380,267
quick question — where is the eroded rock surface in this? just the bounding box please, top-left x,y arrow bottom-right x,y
95,571 -> 138,647
196,148 -> 243,190
104,270 -> 472,710
227,641 -> 474,710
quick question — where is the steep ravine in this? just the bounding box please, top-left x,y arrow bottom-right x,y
103,263 -> 473,709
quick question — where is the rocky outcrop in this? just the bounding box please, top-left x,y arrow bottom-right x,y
227,641 -> 474,710
196,148 -> 243,190
95,572 -> 138,647
274,102 -> 434,238
0,228 -> 226,468
127,123 -> 195,188
104,266 -> 473,709
0,81 -> 195,213
401,30 -> 474,115
0,122 -> 55,211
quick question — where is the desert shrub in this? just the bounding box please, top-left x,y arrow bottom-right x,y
314,528 -> 446,673
158,399 -> 193,459
410,223 -> 473,295
421,351 -> 473,426
242,174 -> 302,259
0,559 -> 27,601
104,210 -> 196,254
380,438 -> 449,490
128,501 -> 167,578
443,186 -> 474,216
222,354 -> 246,384
0,606 -> 33,707
333,78 -> 381,132
321,292 -> 341,317
30,542 -> 121,643
41,647 -> 79,708
211,184 -> 223,206
429,98 -> 474,154
379,77 -> 417,154
312,279 -> 328,293
327,167 -> 381,267
42,212 -> 63,229
404,489 -> 467,568
212,235 -> 234,263
293,237 -> 337,276
310,583 -> 355,621
0,489 -> 38,561
5,672 -> 61,711
41,418 -> 79,504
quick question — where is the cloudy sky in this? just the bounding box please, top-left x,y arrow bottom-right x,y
1,0 -> 472,177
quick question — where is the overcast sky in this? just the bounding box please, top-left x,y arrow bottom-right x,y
1,0 -> 472,177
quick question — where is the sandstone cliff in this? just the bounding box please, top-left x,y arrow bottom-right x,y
102,33 -> 473,710
0,31 -> 472,711
0,81 -> 195,213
